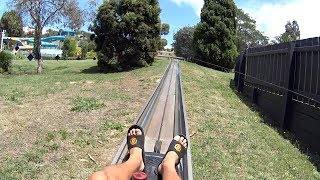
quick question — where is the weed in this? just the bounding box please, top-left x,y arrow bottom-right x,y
115,110 -> 133,117
73,131 -> 95,148
58,129 -> 69,140
45,132 -> 56,142
24,152 -> 43,163
48,143 -> 60,151
71,97 -> 105,112
102,120 -> 124,131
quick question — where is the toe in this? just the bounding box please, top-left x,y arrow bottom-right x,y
174,135 -> 180,141
180,136 -> 185,143
182,140 -> 186,147
136,128 -> 142,135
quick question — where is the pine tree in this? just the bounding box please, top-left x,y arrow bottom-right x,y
193,0 -> 238,70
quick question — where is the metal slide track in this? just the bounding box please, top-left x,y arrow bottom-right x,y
112,59 -> 193,180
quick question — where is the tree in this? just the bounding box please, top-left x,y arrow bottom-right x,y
161,23 -> 170,35
275,20 -> 300,43
193,0 -> 238,71
62,37 -> 77,59
159,39 -> 168,50
43,29 -> 59,37
173,26 -> 195,59
236,8 -> 268,53
158,23 -> 170,50
92,0 -> 161,71
0,10 -> 23,37
10,0 -> 85,73
80,40 -> 89,59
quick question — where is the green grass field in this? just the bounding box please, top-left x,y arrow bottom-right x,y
0,59 -> 168,179
0,59 -> 319,179
181,61 -> 320,179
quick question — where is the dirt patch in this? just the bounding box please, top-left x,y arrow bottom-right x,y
0,74 -> 159,179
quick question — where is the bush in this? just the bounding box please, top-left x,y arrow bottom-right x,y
0,51 -> 14,72
86,51 -> 97,59
14,53 -> 26,60
62,37 -> 77,59
42,56 -> 56,60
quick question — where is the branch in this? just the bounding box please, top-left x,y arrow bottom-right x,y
42,0 -> 66,27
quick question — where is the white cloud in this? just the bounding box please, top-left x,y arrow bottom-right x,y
241,0 -> 320,40
169,0 -> 204,16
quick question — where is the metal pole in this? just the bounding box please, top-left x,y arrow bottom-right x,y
0,30 -> 5,51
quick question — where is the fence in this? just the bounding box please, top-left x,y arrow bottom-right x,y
234,37 -> 320,153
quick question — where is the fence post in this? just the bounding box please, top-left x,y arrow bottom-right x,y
237,51 -> 246,92
280,42 -> 296,129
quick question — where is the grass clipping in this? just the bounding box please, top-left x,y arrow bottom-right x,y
71,97 -> 105,112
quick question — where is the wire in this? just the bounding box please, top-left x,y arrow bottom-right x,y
188,57 -> 320,105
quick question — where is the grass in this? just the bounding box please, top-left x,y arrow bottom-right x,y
181,61 -> 320,179
1,59 -> 319,179
102,119 -> 124,131
71,97 -> 105,112
0,59 -> 167,179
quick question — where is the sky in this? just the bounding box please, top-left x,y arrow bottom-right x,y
1,0 -> 320,48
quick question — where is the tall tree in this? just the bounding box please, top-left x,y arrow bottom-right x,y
193,0 -> 238,71
275,20 -> 300,43
10,0 -> 85,73
236,8 -> 268,53
173,26 -> 195,59
159,23 -> 170,50
0,10 -> 23,37
92,0 -> 161,71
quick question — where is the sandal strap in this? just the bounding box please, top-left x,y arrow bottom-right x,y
127,124 -> 145,150
167,138 -> 187,160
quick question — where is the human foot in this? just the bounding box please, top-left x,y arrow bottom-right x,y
158,135 -> 188,174
127,125 -> 145,171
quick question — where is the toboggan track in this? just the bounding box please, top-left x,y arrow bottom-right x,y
111,59 -> 193,180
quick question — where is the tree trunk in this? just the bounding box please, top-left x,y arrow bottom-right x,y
34,25 -> 43,74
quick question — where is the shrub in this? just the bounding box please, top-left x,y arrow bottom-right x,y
62,37 -> 77,59
42,56 -> 56,60
0,51 -> 14,72
86,51 -> 97,59
14,52 -> 26,60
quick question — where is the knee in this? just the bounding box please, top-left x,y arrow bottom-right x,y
89,171 -> 106,180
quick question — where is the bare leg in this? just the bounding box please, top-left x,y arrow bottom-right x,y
158,135 -> 188,180
89,128 -> 144,180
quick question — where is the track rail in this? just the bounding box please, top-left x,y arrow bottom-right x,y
112,59 -> 193,180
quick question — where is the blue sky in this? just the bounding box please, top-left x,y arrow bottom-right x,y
1,0 -> 320,47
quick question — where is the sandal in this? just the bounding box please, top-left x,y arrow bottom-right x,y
127,124 -> 146,171
155,134 -> 188,175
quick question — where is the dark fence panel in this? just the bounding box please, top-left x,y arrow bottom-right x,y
235,37 -> 320,153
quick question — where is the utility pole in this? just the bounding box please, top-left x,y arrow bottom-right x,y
0,29 -> 5,51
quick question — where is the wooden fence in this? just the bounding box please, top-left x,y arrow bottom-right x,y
234,37 -> 320,153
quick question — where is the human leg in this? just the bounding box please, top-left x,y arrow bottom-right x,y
89,127 -> 145,180
158,135 -> 188,180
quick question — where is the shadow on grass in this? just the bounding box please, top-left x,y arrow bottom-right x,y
81,65 -> 141,74
229,80 -> 320,171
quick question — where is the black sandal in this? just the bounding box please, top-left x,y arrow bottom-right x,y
155,134 -> 188,175
127,124 -> 146,171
